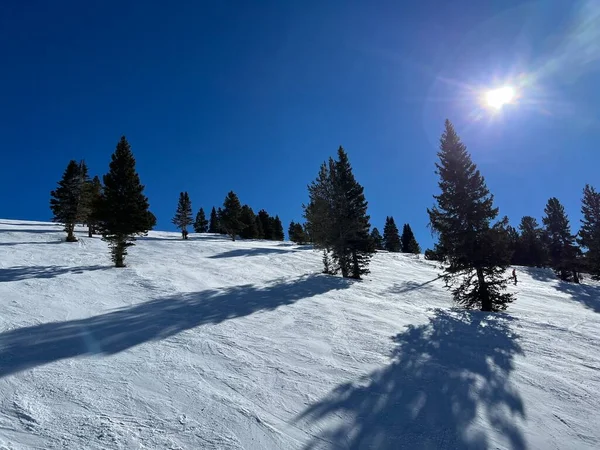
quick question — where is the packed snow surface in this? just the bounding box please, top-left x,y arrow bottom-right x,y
0,219 -> 599,449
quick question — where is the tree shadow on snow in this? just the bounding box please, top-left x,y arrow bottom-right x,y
555,281 -> 600,313
0,265 -> 109,282
387,276 -> 443,295
518,267 -> 556,282
209,247 -> 297,259
297,309 -> 526,450
0,274 -> 349,378
0,240 -> 64,246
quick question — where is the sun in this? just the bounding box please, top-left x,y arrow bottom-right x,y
485,86 -> 515,109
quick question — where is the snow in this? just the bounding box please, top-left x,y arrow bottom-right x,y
0,219 -> 599,449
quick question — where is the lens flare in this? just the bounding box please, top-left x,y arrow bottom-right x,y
485,86 -> 515,109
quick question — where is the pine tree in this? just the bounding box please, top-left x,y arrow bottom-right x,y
383,217 -> 401,252
85,175 -> 103,237
304,147 -> 373,278
255,214 -> 265,239
289,221 -> 308,244
370,227 -> 384,250
221,191 -> 243,241
172,192 -> 193,239
76,160 -> 92,230
578,184 -> 600,280
514,216 -> 547,267
428,120 -> 513,312
50,160 -> 84,242
208,207 -> 219,233
401,223 -> 421,254
239,205 -> 259,239
193,207 -> 208,233
217,207 -> 226,234
271,215 -> 285,241
95,136 -> 154,267
257,209 -> 273,240
543,197 -> 580,282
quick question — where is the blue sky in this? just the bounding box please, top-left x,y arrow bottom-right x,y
1,0 -> 598,247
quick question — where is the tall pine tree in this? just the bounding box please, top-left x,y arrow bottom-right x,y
514,216 -> 547,267
221,191 -> 243,241
95,136 -> 154,267
401,223 -> 421,254
257,209 -> 274,240
85,175 -> 103,237
578,184 -> 600,279
383,217 -> 401,252
271,215 -> 285,241
288,221 -> 308,244
172,192 -> 193,239
370,227 -> 384,250
50,160 -> 84,242
194,207 -> 208,233
428,120 -> 513,312
208,207 -> 219,233
543,197 -> 580,282
239,205 -> 259,239
304,147 -> 372,278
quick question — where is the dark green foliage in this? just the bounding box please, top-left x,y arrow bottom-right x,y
50,160 -> 84,242
95,136 -> 154,267
271,215 -> 285,241
289,221 -> 308,244
543,197 -> 580,282
239,205 -> 259,239
193,207 -> 208,233
221,191 -> 243,241
172,192 -> 193,239
513,216 -> 547,267
85,175 -> 103,237
424,243 -> 447,262
255,215 -> 265,239
370,228 -> 383,250
216,207 -> 226,235
257,210 -> 274,240
383,217 -> 401,252
428,120 -> 513,312
208,207 -> 219,233
401,223 -> 421,254
304,147 -> 373,278
578,184 -> 600,280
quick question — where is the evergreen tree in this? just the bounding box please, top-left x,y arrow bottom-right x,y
543,197 -> 580,282
304,147 -> 372,278
193,207 -> 208,233
255,214 -> 265,239
383,217 -> 401,252
221,191 -> 243,241
208,207 -> 219,233
514,216 -> 547,267
172,192 -> 193,239
271,215 -> 285,241
95,136 -> 154,267
257,209 -> 273,240
424,242 -> 447,262
289,221 -> 308,244
50,160 -> 84,242
85,175 -> 103,237
401,223 -> 421,254
239,205 -> 259,239
578,184 -> 600,280
216,207 -> 227,234
76,160 -> 92,228
428,120 -> 513,312
370,227 -> 383,250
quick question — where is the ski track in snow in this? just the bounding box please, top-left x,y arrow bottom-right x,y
0,219 -> 599,449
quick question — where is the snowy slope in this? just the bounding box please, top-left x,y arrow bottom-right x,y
0,219 -> 599,450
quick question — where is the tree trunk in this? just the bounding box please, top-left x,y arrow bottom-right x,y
351,250 -> 361,279
66,223 -> 77,242
88,225 -> 93,238
476,267 -> 492,312
114,241 -> 126,268
339,254 -> 349,278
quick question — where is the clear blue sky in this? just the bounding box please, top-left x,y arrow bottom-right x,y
1,0 -> 599,247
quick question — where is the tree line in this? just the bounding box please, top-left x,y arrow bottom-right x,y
49,127 -> 600,314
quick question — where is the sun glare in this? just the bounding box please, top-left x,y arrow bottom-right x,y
486,86 -> 515,109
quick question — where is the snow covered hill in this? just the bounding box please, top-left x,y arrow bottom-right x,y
0,219 -> 599,449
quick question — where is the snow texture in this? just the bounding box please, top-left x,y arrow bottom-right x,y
0,219 -> 599,449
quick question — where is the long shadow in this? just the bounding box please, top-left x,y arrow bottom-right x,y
387,276 -> 443,295
0,265 -> 109,282
555,281 -> 600,313
297,309 -> 526,450
0,274 -> 349,378
0,228 -> 59,234
519,266 -> 556,282
209,247 -> 296,259
0,240 -> 63,247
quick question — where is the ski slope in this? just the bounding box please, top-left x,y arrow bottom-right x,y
0,219 -> 599,449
